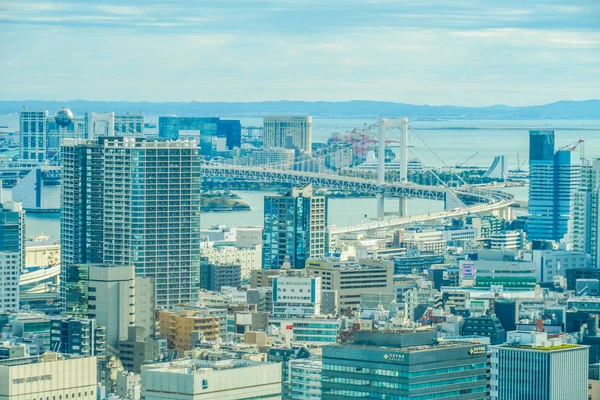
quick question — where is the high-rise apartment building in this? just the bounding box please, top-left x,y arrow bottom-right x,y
263,116 -> 312,155
19,110 -> 49,162
158,116 -> 241,155
0,202 -> 25,313
528,130 -> 580,241
572,158 -> 600,266
263,185 -> 327,270
491,331 -> 589,400
60,137 -> 202,308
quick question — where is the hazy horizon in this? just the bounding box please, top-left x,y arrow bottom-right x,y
1,1 -> 599,106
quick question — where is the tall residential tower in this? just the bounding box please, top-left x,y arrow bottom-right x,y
60,137 -> 202,308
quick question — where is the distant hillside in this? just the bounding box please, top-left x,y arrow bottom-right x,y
0,99 -> 598,119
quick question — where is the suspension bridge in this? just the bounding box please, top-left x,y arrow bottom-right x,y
201,116 -> 515,234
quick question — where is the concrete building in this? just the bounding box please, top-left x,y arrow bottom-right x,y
263,185 -> 327,270
247,287 -> 274,313
288,359 -> 322,400
0,352 -> 97,399
11,166 -> 60,212
321,290 -> 339,316
88,264 -> 135,350
252,269 -> 284,288
64,263 -> 135,351
272,276 -> 321,318
532,249 -> 587,283
60,137 -> 202,308
490,230 -> 525,250
201,245 -> 261,279
306,259 -> 394,310
25,235 -> 59,268
118,326 -> 160,373
141,359 -> 282,400
460,250 -> 537,288
157,310 -> 220,353
527,130 -> 580,241
322,331 -> 488,399
236,227 -> 263,247
200,262 -> 241,291
264,116 -> 312,155
134,276 -> 156,338
491,331 -> 589,400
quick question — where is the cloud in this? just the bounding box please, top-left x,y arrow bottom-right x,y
0,0 -> 598,105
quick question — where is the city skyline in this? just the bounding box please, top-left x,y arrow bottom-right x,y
1,1 -> 599,105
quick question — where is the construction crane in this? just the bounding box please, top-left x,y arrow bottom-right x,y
455,152 -> 479,168
516,152 -> 527,172
560,139 -> 585,160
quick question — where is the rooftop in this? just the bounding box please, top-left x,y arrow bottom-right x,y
143,359 -> 275,375
500,343 -> 582,352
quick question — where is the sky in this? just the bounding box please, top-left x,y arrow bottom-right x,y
0,0 -> 599,106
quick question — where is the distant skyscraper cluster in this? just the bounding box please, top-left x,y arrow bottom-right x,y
19,109 -> 143,164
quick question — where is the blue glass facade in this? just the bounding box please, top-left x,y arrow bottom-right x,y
158,116 -> 241,155
322,340 -> 488,400
528,130 -> 580,241
262,186 -> 327,270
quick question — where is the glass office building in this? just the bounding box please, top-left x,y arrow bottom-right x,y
61,137 -> 202,308
158,116 -> 241,156
262,185 -> 328,270
322,331 -> 488,399
528,130 -> 580,241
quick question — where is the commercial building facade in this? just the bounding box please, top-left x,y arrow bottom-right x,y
272,276 -> 322,318
141,359 -> 282,400
263,116 -> 312,155
322,331 -> 488,399
0,353 -> 97,400
491,331 -> 589,400
306,259 -> 394,310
